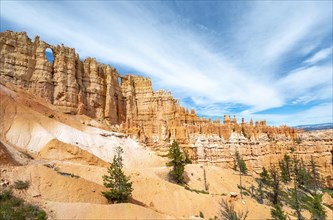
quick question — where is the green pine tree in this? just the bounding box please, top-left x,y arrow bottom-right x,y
271,204 -> 287,220
167,140 -> 187,184
184,150 -> 192,164
310,156 -> 321,194
219,199 -> 248,220
102,146 -> 133,203
260,167 -> 271,185
291,157 -> 305,220
309,194 -> 326,220
297,159 -> 311,189
235,150 -> 248,175
256,180 -> 264,204
270,167 -> 280,205
235,150 -> 247,199
279,154 -> 291,183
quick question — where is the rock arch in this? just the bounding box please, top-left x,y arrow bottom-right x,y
45,48 -> 54,63
118,76 -> 122,86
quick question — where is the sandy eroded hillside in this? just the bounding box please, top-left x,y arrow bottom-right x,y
0,83 -> 332,219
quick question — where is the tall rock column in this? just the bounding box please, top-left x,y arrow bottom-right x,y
28,37 -> 54,102
104,65 -> 125,125
52,45 -> 80,113
82,58 -> 106,120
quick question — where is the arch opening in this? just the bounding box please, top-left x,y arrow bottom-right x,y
118,77 -> 122,86
45,48 -> 54,63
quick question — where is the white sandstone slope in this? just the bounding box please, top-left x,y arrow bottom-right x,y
0,84 -> 165,168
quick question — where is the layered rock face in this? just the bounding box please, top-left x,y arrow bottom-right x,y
1,31 -> 332,186
0,31 -> 125,124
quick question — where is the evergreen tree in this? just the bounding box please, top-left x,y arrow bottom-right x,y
271,204 -> 287,220
102,146 -> 133,203
219,199 -> 248,220
167,140 -> 187,184
310,156 -> 320,194
291,157 -> 304,220
297,159 -> 311,189
260,167 -> 271,185
235,150 -> 248,175
235,150 -> 247,199
250,184 -> 255,198
184,151 -> 192,164
270,167 -> 280,205
279,154 -> 291,183
256,180 -> 264,204
279,160 -> 287,183
309,195 -> 326,220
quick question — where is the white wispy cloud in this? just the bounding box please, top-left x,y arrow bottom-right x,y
277,65 -> 332,100
305,46 -> 333,64
1,1 -> 332,125
253,102 -> 333,126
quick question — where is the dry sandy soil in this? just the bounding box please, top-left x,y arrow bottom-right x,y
0,83 -> 332,219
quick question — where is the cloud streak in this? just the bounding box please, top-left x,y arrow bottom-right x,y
1,1 -> 332,126
305,46 -> 333,64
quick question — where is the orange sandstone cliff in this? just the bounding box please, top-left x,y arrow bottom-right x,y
0,31 -> 332,186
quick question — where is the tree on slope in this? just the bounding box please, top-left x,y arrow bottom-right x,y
291,157 -> 304,220
310,156 -> 321,194
234,150 -> 247,199
271,204 -> 287,220
256,180 -> 264,204
102,146 -> 133,203
219,199 -> 248,220
167,140 -> 189,184
297,158 -> 311,189
279,154 -> 291,183
309,194 -> 326,220
269,166 -> 287,220
269,167 -> 280,205
260,167 -> 271,185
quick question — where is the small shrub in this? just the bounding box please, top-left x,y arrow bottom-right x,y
36,211 -> 47,220
295,136 -> 301,144
199,211 -> 204,218
8,197 -> 23,207
43,164 -> 54,169
14,180 -> 29,190
20,151 -> 34,159
184,186 -> 209,194
48,114 -> 54,118
0,188 -> 12,201
57,171 -> 80,178
0,188 -> 47,220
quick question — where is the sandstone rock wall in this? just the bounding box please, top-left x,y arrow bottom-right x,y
0,31 -> 126,124
1,31 -> 332,186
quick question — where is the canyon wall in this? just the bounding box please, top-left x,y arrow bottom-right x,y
1,31 -> 332,186
0,31 -> 126,124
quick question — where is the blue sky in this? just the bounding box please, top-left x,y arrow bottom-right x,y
1,1 -> 332,126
